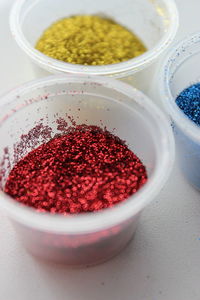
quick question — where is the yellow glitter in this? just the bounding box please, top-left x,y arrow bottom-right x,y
35,15 -> 147,65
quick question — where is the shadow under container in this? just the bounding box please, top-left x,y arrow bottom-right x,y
10,0 -> 178,94
0,75 -> 174,266
161,33 -> 200,191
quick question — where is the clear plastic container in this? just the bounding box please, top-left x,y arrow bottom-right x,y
0,75 -> 174,266
161,33 -> 200,191
10,0 -> 178,93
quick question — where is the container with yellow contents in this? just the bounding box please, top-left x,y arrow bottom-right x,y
10,0 -> 178,93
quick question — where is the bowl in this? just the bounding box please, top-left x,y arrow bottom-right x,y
0,75 -> 174,266
10,0 -> 179,93
161,33 -> 200,191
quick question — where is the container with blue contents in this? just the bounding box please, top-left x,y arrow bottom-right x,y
161,33 -> 200,190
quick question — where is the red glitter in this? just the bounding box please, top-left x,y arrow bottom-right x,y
5,125 -> 147,214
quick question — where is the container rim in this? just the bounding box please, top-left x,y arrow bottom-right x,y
10,0 -> 179,78
161,32 -> 200,143
0,75 -> 175,234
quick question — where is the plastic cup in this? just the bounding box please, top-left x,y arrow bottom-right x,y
161,33 -> 200,191
0,75 -> 174,266
10,0 -> 178,93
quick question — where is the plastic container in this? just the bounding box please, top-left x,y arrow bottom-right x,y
10,0 -> 179,94
0,75 -> 174,266
161,33 -> 200,191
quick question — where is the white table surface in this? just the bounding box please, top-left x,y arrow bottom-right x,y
0,1 -> 200,299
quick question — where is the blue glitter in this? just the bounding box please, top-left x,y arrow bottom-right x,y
175,83 -> 200,126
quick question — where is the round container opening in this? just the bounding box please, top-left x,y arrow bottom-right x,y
162,33 -> 200,143
10,0 -> 179,77
0,75 -> 174,233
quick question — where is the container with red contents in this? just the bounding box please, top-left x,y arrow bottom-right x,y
0,75 -> 174,266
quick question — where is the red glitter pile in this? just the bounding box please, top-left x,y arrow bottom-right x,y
5,125 -> 147,214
